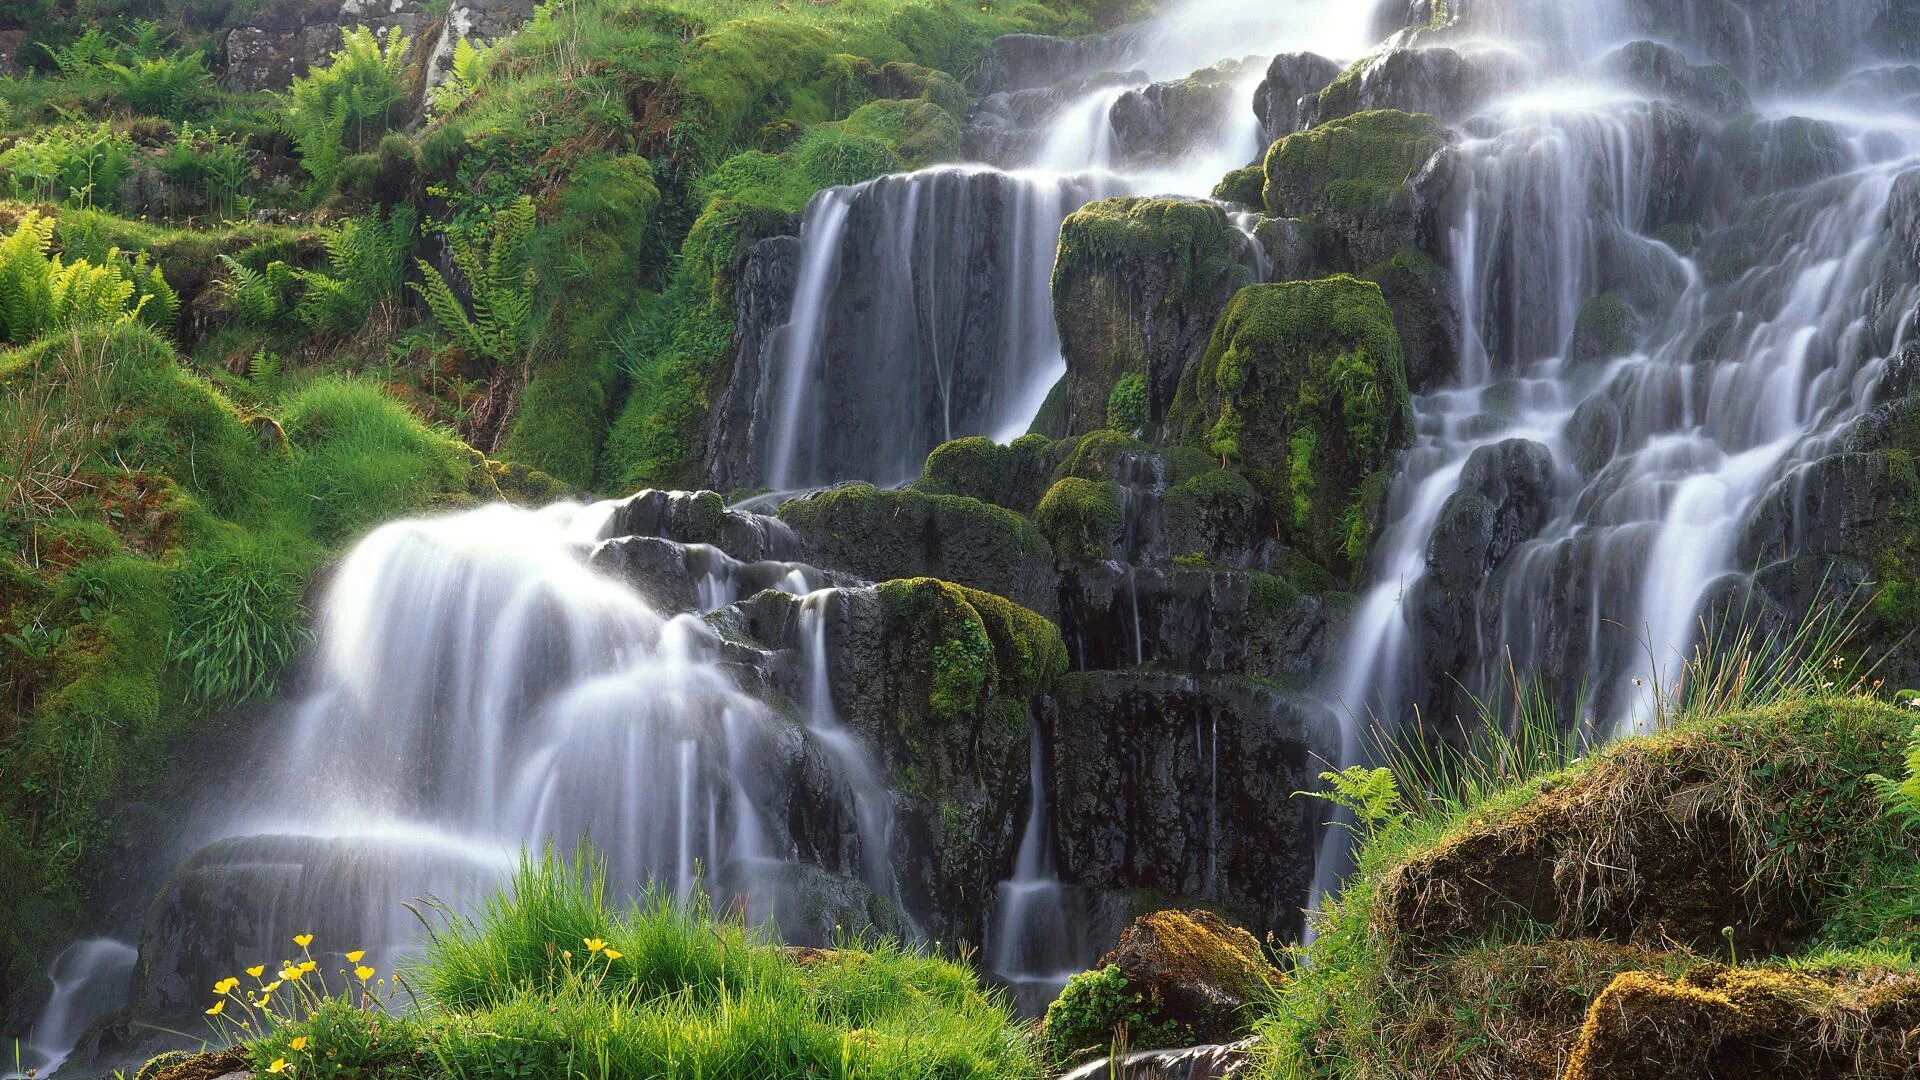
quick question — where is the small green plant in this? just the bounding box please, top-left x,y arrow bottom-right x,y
1299,765 -> 1406,840
39,28 -> 118,78
167,532 -> 313,708
0,211 -> 177,343
428,35 -> 493,115
1105,371 -> 1147,432
218,256 -> 299,328
1866,720 -> 1920,829
105,51 -> 209,119
281,27 -> 413,198
211,347 -> 286,405
412,195 -> 537,365
157,124 -> 254,218
0,122 -> 135,208
294,205 -> 419,335
1039,964 -> 1183,1067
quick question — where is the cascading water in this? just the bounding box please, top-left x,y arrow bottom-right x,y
987,725 -> 1088,1016
1334,0 -> 1920,744
726,0 -> 1374,493
5,940 -> 136,1079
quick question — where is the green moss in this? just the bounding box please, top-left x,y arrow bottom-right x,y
1054,429 -> 1153,482
1170,277 -> 1410,574
1261,109 -> 1445,213
1569,293 -> 1634,364
916,433 -> 1064,512
1055,196 -> 1245,307
835,97 -> 961,168
1105,371 -> 1148,432
875,576 -> 1066,727
1040,965 -> 1185,1068
1212,164 -> 1265,208
1033,476 -> 1124,564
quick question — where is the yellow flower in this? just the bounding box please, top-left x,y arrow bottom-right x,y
344,950 -> 365,963
247,965 -> 266,979
601,949 -> 623,960
293,934 -> 313,949
289,1036 -> 309,1052
267,1058 -> 289,1073
214,977 -> 240,995
562,950 -> 572,959
282,965 -> 304,981
583,938 -> 606,953
206,1001 -> 225,1016
263,980 -> 284,994
298,960 -> 317,973
355,965 -> 375,982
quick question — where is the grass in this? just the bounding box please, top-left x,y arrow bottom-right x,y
1253,587 -> 1920,1080
179,849 -> 1041,1080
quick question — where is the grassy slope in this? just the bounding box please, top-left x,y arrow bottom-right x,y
1255,694 -> 1920,1079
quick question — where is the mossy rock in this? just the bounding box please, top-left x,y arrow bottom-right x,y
1212,164 -> 1265,208
1053,429 -> 1154,483
1569,292 -> 1635,366
1162,467 -> 1262,564
1033,476 -> 1124,564
1360,248 -> 1461,393
915,433 -> 1066,513
835,98 -> 962,168
778,484 -> 1058,617
1260,109 -> 1448,269
1565,963 -> 1920,1080
1052,197 -> 1251,436
1040,909 -> 1281,1067
133,1050 -> 196,1080
1168,276 -> 1411,575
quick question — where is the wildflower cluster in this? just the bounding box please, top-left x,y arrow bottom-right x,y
203,933 -> 395,1074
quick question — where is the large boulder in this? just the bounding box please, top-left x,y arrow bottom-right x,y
1048,672 -> 1338,944
1602,40 -> 1750,117
1260,109 -> 1452,269
966,70 -> 1145,165
914,434 -> 1069,513
970,32 -> 1140,94
604,489 -> 802,562
1168,277 -> 1413,575
1253,52 -> 1343,141
1361,249 -> 1462,393
1310,42 -> 1528,125
1053,197 -> 1254,439
778,485 -> 1059,617
1107,60 -> 1261,166
1040,910 -> 1282,1065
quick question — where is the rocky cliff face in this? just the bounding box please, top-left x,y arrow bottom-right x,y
223,0 -> 536,98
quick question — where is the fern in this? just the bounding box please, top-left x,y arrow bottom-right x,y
1867,722 -> 1920,829
293,205 -> 418,334
106,51 -> 210,120
0,213 -> 176,341
280,27 -> 411,197
219,255 -> 296,327
412,196 -> 538,365
39,29 -> 117,78
1298,765 -> 1407,840
429,35 -> 493,115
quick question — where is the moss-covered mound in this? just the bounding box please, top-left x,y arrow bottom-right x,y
1170,276 -> 1411,575
1260,110 -> 1448,270
1042,909 -> 1281,1068
915,433 -> 1069,513
1052,196 -> 1251,436
779,484 -> 1058,616
1256,696 -> 1920,1080
1565,963 -> 1920,1080
1033,476 -> 1125,564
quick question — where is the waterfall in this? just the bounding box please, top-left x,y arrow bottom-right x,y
988,723 -> 1089,1015
734,0 -> 1376,492
1333,0 -> 1920,739
4,940 -> 136,1079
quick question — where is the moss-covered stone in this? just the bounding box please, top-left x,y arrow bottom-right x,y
1052,197 -> 1251,437
1569,292 -> 1635,365
1053,429 -> 1153,483
1039,909 -> 1281,1067
1033,476 -> 1125,564
1262,109 -> 1445,213
779,484 -> 1058,616
1211,164 -> 1265,208
1360,248 -> 1460,393
1169,276 -> 1411,574
1161,467 -> 1261,564
834,97 -> 962,168
914,433 -> 1065,513
1565,964 -> 1920,1080
1260,109 -> 1448,270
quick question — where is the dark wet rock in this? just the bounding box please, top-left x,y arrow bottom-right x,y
1415,439 -> 1554,702
590,536 -> 842,613
777,485 -> 1059,618
1311,43 -> 1529,126
1603,40 -> 1750,117
605,489 -> 802,562
1253,52 -> 1343,141
1053,198 -> 1253,438
1741,452 -> 1920,567
799,581 -> 1065,945
706,227 -> 801,490
970,32 -> 1139,94
1874,340 -> 1920,404
1568,293 -> 1636,366
1250,216 -> 1319,280
1058,563 -> 1346,685
1717,115 -> 1846,198
966,70 -> 1145,165
1049,671 -> 1338,943
1568,396 -> 1625,475
1259,109 -> 1454,270
1362,249 -> 1462,393
1168,277 -> 1412,576
224,17 -> 341,92
1109,60 -> 1259,167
